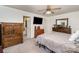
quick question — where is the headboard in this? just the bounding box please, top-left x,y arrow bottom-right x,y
34,26 -> 44,38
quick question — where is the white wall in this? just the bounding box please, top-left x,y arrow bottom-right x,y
43,16 -> 54,33
30,17 -> 45,38
46,11 -> 79,33
1,5 -> 79,38
0,6 -> 46,38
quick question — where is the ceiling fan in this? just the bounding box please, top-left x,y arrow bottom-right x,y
39,5 -> 61,15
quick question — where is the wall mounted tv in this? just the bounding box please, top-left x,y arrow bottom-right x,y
33,17 -> 43,24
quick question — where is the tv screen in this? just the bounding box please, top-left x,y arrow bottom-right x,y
33,17 -> 43,24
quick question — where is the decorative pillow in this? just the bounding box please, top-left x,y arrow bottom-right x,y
69,31 -> 79,42
74,37 -> 79,44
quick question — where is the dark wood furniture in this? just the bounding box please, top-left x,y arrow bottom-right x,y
0,24 -> 3,52
0,24 -> 2,45
34,26 -> 44,38
52,18 -> 71,34
0,23 -> 23,48
0,46 -> 3,53
52,25 -> 71,34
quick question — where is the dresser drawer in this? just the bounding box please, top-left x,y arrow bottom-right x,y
3,41 -> 13,48
3,38 -> 13,42
13,24 -> 23,34
14,36 -> 23,43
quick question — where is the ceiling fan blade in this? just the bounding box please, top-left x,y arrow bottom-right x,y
43,10 -> 47,14
38,9 -> 46,11
51,8 -> 61,10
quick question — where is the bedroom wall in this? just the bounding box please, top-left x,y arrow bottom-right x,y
0,6 -> 46,38
43,16 -> 55,34
46,11 -> 79,33
2,5 -> 79,38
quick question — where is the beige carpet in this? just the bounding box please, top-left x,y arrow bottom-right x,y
3,37 -> 50,53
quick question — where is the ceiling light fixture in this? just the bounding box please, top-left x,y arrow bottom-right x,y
39,5 -> 61,15
45,10 -> 52,14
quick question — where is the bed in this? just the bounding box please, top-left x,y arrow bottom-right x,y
36,32 -> 79,53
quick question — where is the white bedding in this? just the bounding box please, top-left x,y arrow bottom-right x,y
36,32 -> 79,53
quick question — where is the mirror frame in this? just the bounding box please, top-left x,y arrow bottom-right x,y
56,18 -> 68,27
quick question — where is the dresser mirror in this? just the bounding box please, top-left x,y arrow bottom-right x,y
56,18 -> 68,27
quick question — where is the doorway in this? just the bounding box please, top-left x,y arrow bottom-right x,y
23,16 -> 30,36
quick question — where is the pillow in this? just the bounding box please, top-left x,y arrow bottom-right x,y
74,36 -> 79,44
69,31 -> 79,42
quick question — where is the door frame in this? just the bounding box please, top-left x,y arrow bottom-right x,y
23,16 -> 30,31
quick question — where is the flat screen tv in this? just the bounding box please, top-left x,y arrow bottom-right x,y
33,17 -> 43,24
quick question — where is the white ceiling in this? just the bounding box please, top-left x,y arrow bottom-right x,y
5,5 -> 79,15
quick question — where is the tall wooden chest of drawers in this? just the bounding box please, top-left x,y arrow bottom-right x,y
1,23 -> 23,48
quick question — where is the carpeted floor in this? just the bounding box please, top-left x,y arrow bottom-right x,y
3,36 -> 50,53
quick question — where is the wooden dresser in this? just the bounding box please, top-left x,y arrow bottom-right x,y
0,46 -> 3,53
52,25 -> 71,34
0,23 -> 23,48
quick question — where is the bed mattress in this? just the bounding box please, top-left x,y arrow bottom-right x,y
36,32 -> 79,53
